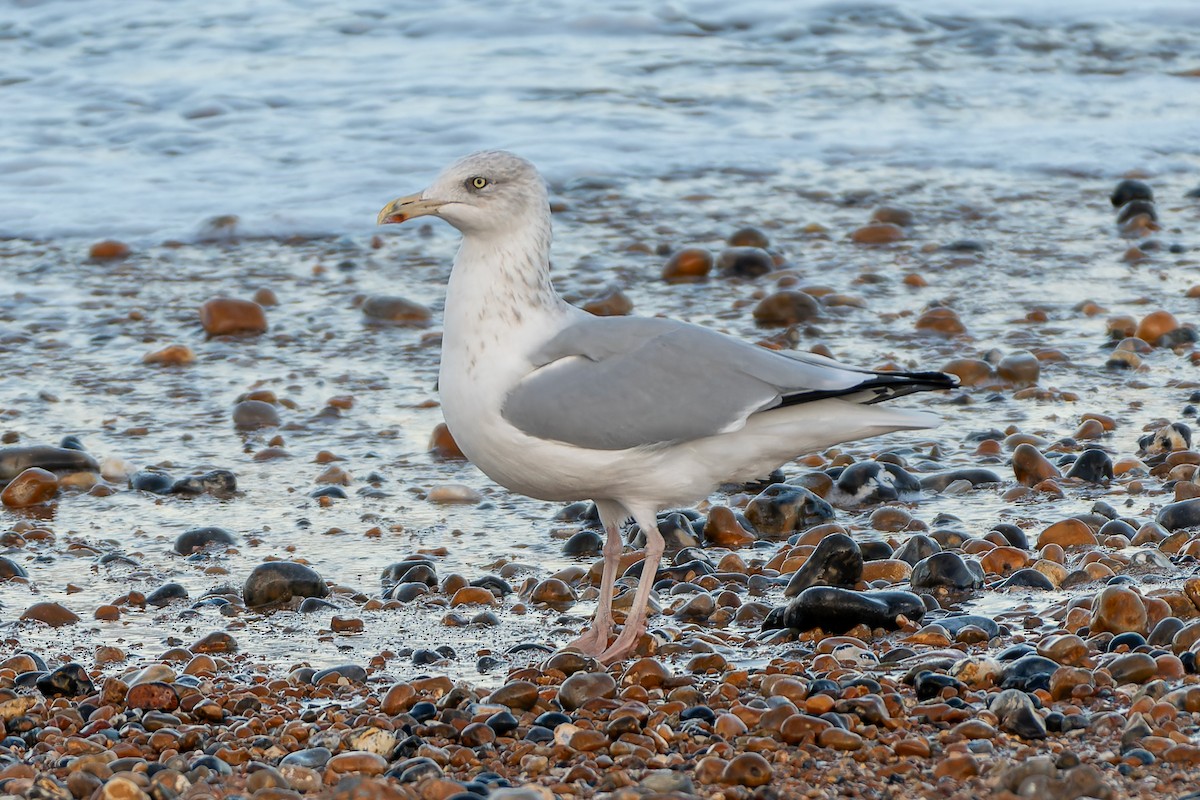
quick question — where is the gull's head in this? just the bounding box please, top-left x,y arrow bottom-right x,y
377,150 -> 549,237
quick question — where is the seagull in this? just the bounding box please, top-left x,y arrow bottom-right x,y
378,151 -> 955,664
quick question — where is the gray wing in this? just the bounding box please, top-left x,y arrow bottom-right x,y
502,315 -> 951,451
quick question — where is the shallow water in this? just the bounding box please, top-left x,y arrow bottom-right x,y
1,1 -> 1200,686
3,0 -> 1198,241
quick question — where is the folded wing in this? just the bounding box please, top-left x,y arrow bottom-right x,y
502,314 -> 954,451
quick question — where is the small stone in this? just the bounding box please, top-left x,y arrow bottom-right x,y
361,295 -> 432,326
915,307 -> 966,336
35,663 -> 93,697
89,240 -> 131,260
783,532 -> 863,597
21,601 -> 80,627
871,207 -> 914,227
662,248 -> 713,283
174,526 -> 237,555
850,222 -> 904,244
717,247 -> 773,278
752,290 -> 821,326
487,680 -> 539,711
764,587 -> 924,633
729,227 -> 770,248
200,297 -> 267,336
934,753 -> 979,780
744,484 -> 835,540
1136,310 -> 1179,345
1091,586 -> 1148,635
941,358 -> 995,387
558,671 -> 616,710
997,351 -> 1039,386
126,681 -> 180,711
1013,443 -> 1061,487
1156,497 -> 1200,531
0,467 -> 58,508
721,752 -> 773,787
1108,652 -> 1158,684
530,578 -> 576,609
910,552 -> 983,592
450,587 -> 497,607
143,344 -> 196,366
331,615 -> 364,633
232,400 -> 280,430
702,506 -> 756,548
1066,450 -> 1114,484
243,562 -> 329,608
582,287 -> 633,317
429,423 -> 466,460
1038,518 -> 1097,549
427,484 -> 482,504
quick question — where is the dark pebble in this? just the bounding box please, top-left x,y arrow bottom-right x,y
171,469 -> 237,496
280,747 -> 332,768
894,534 -> 941,566
937,614 -> 1001,639
744,484 -> 834,540
1000,654 -> 1060,692
562,529 -> 604,557
242,561 -> 329,608
717,246 -> 774,278
999,568 -> 1055,591
1112,179 -> 1154,207
919,469 -> 1002,492
174,526 -> 237,555
763,587 -> 924,633
0,445 -> 99,481
1116,198 -> 1158,224
145,582 -> 189,607
35,663 -> 94,698
783,532 -> 863,597
1155,497 -> 1200,530
312,664 -> 367,683
910,552 -> 983,592
831,461 -> 920,505
129,469 -> 175,494
913,670 -> 966,701
0,556 -> 28,580
1066,449 -> 1113,484
309,485 -> 347,499
989,523 -> 1029,549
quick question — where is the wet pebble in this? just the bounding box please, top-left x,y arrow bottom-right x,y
783,532 -> 862,597
0,467 -> 58,507
717,246 -> 773,278
1091,585 -> 1148,635
744,484 -> 834,539
243,561 -> 329,608
20,601 -> 80,627
752,290 -> 821,326
35,663 -> 93,697
173,526 -> 237,554
1013,443 -> 1061,486
764,587 -> 924,632
557,671 -> 616,710
910,552 -> 983,592
199,296 -> 267,336
661,248 -> 713,283
361,295 -> 432,325
232,399 -> 281,430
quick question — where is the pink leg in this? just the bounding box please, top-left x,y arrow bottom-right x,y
599,508 -> 663,665
564,501 -> 626,657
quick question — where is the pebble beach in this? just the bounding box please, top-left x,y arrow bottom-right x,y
4,2 -> 1200,799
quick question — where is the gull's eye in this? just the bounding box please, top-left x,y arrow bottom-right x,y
468,176 -> 489,190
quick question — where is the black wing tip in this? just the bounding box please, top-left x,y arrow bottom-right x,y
778,369 -> 958,408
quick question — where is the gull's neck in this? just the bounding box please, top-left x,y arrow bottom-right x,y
443,213 -> 568,343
